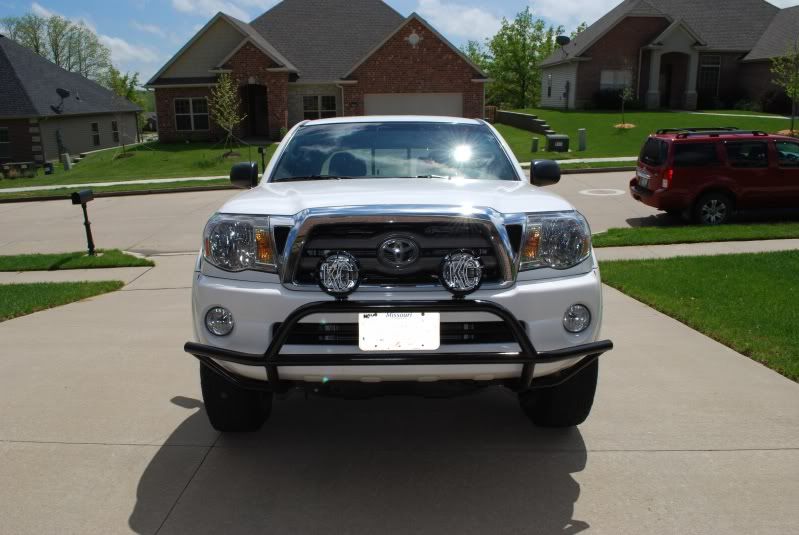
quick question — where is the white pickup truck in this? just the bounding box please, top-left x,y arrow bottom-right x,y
185,116 -> 612,432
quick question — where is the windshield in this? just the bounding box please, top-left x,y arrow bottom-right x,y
271,122 -> 518,181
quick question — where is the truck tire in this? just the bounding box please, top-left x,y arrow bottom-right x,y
693,192 -> 733,225
200,364 -> 272,432
518,360 -> 598,427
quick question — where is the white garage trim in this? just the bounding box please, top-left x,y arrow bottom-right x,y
364,93 -> 463,116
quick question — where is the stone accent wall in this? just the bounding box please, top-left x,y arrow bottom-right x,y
342,19 -> 484,119
576,16 -> 671,107
224,42 -> 289,140
0,119 -> 35,162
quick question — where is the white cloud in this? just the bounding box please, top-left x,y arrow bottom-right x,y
30,1 -> 54,17
531,0 -> 616,31
171,0 -> 250,21
416,0 -> 502,42
99,34 -> 160,63
131,21 -> 166,38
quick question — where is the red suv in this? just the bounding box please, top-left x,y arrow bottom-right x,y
630,128 -> 799,224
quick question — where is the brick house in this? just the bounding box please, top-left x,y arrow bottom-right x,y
146,0 -> 488,142
540,0 -> 798,111
0,35 -> 140,165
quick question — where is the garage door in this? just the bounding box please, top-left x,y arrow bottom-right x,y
364,93 -> 463,116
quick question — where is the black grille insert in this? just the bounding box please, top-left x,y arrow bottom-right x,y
294,222 -> 501,286
273,321 -> 518,345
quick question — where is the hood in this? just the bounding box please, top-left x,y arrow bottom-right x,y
220,178 -> 574,216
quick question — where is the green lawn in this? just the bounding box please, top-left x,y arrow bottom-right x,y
600,251 -> 799,381
593,222 -> 799,247
500,108 -> 793,161
0,250 -> 153,272
0,281 -> 124,322
0,141 -> 277,190
0,178 -> 231,201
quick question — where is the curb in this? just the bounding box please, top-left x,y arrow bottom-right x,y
0,184 -> 236,204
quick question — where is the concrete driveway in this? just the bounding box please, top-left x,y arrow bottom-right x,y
0,171 -> 659,255
0,255 -> 797,534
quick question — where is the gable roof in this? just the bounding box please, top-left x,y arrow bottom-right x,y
743,5 -> 799,61
342,13 -> 488,79
542,0 -> 782,67
146,12 -> 297,86
0,35 -> 140,118
250,0 -> 405,83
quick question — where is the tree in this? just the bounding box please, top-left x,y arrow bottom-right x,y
209,73 -> 247,157
485,7 -> 562,109
620,86 -> 634,126
0,13 -> 112,81
102,68 -> 146,150
570,22 -> 588,40
771,39 -> 799,135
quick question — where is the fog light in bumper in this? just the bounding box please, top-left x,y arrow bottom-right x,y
205,306 -> 234,336
563,304 -> 591,333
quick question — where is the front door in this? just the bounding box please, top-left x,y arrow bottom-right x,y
243,85 -> 269,138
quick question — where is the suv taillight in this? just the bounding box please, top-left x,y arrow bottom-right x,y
661,168 -> 673,189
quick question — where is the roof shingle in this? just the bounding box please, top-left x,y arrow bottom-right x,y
744,5 -> 799,61
0,35 -> 141,118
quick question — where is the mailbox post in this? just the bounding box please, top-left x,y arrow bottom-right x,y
71,189 -> 96,256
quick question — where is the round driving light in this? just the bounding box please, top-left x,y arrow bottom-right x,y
205,306 -> 234,336
318,251 -> 360,296
563,304 -> 591,333
440,250 -> 483,296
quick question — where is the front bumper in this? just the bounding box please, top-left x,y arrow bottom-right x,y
185,298 -> 613,393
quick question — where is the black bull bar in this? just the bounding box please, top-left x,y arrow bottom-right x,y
184,299 -> 613,393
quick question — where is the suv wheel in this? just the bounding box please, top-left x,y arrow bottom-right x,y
694,192 -> 733,225
200,364 -> 272,432
518,360 -> 598,427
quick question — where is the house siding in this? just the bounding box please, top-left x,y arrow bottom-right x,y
540,63 -> 577,109
287,84 -> 342,126
0,119 -> 35,162
576,16 -> 670,107
342,19 -> 484,119
38,113 -> 138,160
163,19 -> 244,78
738,60 -> 788,112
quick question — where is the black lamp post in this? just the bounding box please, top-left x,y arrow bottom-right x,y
70,189 -> 96,256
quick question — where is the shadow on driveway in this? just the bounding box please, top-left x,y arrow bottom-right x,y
130,388 -> 590,534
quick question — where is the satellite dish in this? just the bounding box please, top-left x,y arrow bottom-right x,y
56,88 -> 71,99
556,35 -> 571,47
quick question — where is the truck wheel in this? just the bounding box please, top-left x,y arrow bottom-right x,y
518,360 -> 598,427
200,364 -> 272,432
693,192 -> 733,225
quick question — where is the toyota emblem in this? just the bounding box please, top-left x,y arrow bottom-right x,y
378,236 -> 420,268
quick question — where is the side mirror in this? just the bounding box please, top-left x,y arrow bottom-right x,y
530,159 -> 561,187
230,162 -> 259,189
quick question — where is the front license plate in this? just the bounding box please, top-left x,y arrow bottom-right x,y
358,312 -> 440,351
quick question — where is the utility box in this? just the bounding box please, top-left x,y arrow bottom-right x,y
545,134 -> 569,152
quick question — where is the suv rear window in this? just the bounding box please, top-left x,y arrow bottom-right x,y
640,138 -> 668,166
673,143 -> 719,167
725,141 -> 769,168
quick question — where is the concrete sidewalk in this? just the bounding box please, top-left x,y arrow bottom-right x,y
0,258 -> 796,533
596,238 -> 799,261
0,175 -> 227,194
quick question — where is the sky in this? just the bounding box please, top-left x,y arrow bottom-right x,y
1,0 -> 797,83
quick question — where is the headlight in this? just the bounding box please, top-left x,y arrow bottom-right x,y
519,211 -> 591,270
203,214 -> 276,272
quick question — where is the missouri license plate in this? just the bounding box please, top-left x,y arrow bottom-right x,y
358,312 -> 440,351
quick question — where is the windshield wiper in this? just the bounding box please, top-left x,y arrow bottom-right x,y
414,174 -> 451,179
274,175 -> 355,182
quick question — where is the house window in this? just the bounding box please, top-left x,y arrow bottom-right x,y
303,95 -> 337,120
547,74 -> 552,98
112,121 -> 119,143
599,70 -> 632,90
0,127 -> 9,160
91,122 -> 100,146
698,55 -> 721,97
175,98 -> 210,131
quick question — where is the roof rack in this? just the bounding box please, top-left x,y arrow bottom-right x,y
655,127 -> 769,138
656,127 -> 738,134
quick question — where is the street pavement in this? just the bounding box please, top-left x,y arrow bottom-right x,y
0,171 -> 656,255
0,254 -> 798,534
